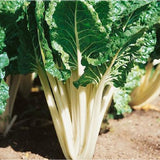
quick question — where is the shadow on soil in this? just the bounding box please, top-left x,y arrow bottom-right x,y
0,92 -> 65,159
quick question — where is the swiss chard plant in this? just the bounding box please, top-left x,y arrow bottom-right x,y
113,26 -> 160,115
129,25 -> 160,110
0,27 -> 9,114
0,0 -> 160,159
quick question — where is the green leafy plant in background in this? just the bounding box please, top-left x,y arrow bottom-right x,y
113,25 -> 160,114
129,25 -> 160,110
130,62 -> 160,111
0,28 -> 9,114
0,0 -> 160,159
112,27 -> 159,115
0,2 -> 34,134
0,73 -> 33,135
112,65 -> 145,116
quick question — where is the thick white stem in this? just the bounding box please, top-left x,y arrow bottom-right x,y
80,49 -> 120,158
70,71 -> 79,155
77,86 -> 87,154
81,85 -> 114,159
101,85 -> 115,112
38,67 -> 71,159
139,62 -> 152,93
81,81 -> 104,158
150,64 -> 160,84
74,1 -> 87,155
130,63 -> 160,109
89,85 -> 114,158
47,74 -> 75,158
131,75 -> 160,108
37,11 -> 76,158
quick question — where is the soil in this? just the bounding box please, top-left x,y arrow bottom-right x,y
0,90 -> 160,159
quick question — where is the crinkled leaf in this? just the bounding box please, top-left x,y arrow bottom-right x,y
5,1 -> 38,75
0,0 -> 27,28
150,24 -> 160,60
110,1 -> 160,88
45,1 -> 109,70
0,0 -> 160,91
73,64 -> 106,88
124,65 -> 145,93
75,28 -> 146,88
0,28 -> 8,73
73,1 -> 160,88
0,28 -> 9,115
112,28 -> 156,87
0,1 -> 31,75
17,8 -> 38,74
113,89 -> 132,115
0,53 -> 9,77
91,0 -> 111,33
36,0 -> 71,81
113,65 -> 145,115
0,0 -> 25,14
0,80 -> 9,115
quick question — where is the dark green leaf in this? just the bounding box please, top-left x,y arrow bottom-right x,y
36,0 -> 71,81
0,27 -> 9,115
0,80 -> 9,115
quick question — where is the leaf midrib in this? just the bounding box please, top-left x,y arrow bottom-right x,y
74,1 -> 84,77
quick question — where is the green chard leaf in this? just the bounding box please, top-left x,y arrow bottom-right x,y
44,1 -> 114,87
73,64 -> 107,88
113,89 -> 132,115
0,0 -> 160,91
75,1 -> 160,88
0,0 -> 26,14
90,0 -> 112,33
36,0 -> 71,81
113,65 -> 145,115
17,1 -> 40,74
0,79 -> 9,115
150,24 -> 160,60
45,1 -> 109,70
0,0 -> 31,75
0,28 -> 9,114
112,2 -> 159,114
109,1 -> 160,88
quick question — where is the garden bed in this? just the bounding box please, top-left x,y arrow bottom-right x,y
0,92 -> 160,159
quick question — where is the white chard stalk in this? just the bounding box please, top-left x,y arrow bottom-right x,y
130,62 -> 160,110
36,1 -> 116,158
38,69 -> 114,159
37,45 -> 117,159
0,0 -> 159,160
